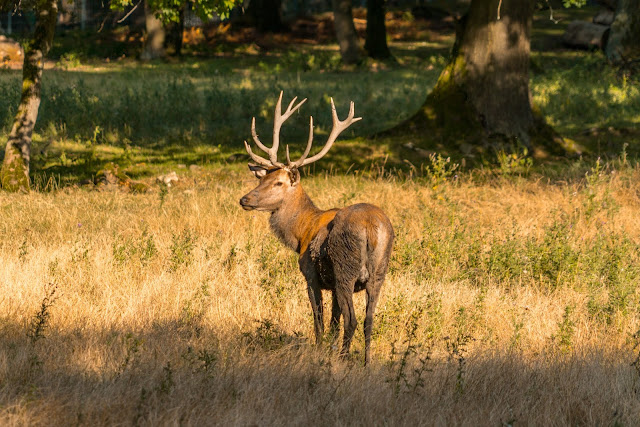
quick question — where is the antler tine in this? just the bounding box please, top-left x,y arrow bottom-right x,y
295,98 -> 361,168
272,93 -> 307,165
247,91 -> 306,168
244,140 -> 274,168
251,117 -> 270,153
289,116 -> 314,168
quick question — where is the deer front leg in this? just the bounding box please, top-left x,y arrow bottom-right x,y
300,253 -> 324,345
306,280 -> 324,345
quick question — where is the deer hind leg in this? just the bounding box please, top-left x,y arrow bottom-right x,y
364,276 -> 383,366
336,283 -> 357,357
328,292 -> 341,350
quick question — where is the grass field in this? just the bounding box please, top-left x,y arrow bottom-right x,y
2,7 -> 640,425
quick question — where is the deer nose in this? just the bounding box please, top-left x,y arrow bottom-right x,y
240,196 -> 249,206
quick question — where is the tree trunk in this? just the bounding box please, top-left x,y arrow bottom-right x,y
365,0 -> 391,59
165,7 -> 185,56
0,0 -> 58,192
605,0 -> 640,64
332,0 -> 362,65
141,1 -> 165,60
246,0 -> 285,33
391,0 -> 569,157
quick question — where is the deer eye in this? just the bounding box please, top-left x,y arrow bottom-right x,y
274,181 -> 284,187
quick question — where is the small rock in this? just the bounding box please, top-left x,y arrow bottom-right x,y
189,164 -> 201,172
157,171 -> 179,187
95,162 -> 130,187
593,9 -> 615,26
177,164 -> 187,169
562,21 -> 610,50
402,142 -> 434,158
129,181 -> 151,193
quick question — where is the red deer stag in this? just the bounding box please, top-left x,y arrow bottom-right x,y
240,92 -> 394,365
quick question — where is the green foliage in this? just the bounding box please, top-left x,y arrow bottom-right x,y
118,333 -> 143,375
562,0 -> 587,7
446,307 -> 474,394
258,238 -> 299,303
158,182 -> 169,208
168,228 -> 198,271
25,283 -> 58,371
554,305 -> 576,353
27,283 -> 58,345
56,52 -> 81,70
112,229 -> 158,267
110,0 -> 239,23
180,279 -> 211,333
242,319 -> 304,352
509,311 -> 526,352
18,237 -> 29,263
496,147 -> 533,176
582,158 -> 619,221
387,306 -> 432,396
181,345 -> 218,373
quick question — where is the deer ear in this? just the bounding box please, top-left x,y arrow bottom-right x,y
289,168 -> 301,186
248,164 -> 268,179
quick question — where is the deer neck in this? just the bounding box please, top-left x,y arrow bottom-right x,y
269,185 -> 322,253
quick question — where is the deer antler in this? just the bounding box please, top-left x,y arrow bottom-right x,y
244,93 -> 361,170
244,91 -> 307,168
288,98 -> 362,169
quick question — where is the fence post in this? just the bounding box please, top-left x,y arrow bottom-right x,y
7,12 -> 12,35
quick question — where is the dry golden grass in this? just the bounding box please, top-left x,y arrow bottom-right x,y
2,162 -> 640,425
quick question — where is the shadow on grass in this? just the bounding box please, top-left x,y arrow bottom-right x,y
1,315 -> 638,425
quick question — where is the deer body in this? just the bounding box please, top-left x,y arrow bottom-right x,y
240,93 -> 394,365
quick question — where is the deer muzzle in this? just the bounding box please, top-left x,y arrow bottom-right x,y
239,194 -> 256,210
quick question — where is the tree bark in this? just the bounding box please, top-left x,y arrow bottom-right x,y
605,0 -> 640,64
165,6 -> 185,56
141,1 -> 165,60
0,0 -> 58,192
390,0 -> 568,157
332,0 -> 362,65
365,0 -> 391,59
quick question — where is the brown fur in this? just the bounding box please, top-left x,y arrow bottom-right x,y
241,166 -> 394,365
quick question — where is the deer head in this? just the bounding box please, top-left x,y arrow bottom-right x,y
240,92 -> 362,212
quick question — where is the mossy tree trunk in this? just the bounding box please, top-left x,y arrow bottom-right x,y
0,0 -> 58,192
606,0 -> 640,64
365,0 -> 391,59
141,0 -> 165,60
332,0 -> 362,65
165,6 -> 185,56
392,0 -> 567,156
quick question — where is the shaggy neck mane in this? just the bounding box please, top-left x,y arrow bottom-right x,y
269,185 -> 322,253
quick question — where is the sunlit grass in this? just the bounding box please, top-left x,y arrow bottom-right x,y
2,156 -> 640,424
